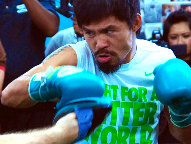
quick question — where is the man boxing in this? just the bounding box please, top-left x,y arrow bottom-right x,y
1,0 -> 191,143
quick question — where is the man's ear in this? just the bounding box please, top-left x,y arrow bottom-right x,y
132,13 -> 142,32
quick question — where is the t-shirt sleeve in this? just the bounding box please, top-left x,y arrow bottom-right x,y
69,41 -> 96,71
45,34 -> 60,57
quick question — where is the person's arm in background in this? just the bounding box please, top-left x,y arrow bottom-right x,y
0,70 -> 5,91
22,0 -> 59,36
0,40 -> 6,91
0,112 -> 79,144
1,46 -> 77,108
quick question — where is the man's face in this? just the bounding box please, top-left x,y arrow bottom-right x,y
168,22 -> 191,57
82,16 -> 135,74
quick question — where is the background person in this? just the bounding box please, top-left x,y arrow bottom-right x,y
0,0 -> 59,88
0,0 -> 59,134
0,40 -> 6,91
163,9 -> 191,65
0,40 -> 6,132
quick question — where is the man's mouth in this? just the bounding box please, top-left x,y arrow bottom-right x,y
97,54 -> 111,63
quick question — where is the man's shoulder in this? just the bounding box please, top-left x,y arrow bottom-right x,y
71,40 -> 88,48
69,40 -> 90,55
136,39 -> 173,54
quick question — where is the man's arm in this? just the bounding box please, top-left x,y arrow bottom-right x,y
22,0 -> 59,36
0,113 -> 79,144
1,46 -> 77,108
164,106 -> 191,144
154,59 -> 191,144
1,64 -> 112,143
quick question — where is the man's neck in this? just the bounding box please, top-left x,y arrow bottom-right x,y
122,39 -> 137,64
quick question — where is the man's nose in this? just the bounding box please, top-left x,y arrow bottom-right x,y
95,37 -> 109,50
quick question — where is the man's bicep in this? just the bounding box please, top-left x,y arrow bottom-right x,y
1,46 -> 77,108
23,46 -> 77,78
43,46 -> 77,68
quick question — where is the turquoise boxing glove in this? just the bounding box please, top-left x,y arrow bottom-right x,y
153,58 -> 191,128
29,66 -> 112,141
29,66 -> 89,101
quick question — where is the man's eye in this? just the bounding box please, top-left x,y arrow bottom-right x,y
108,30 -> 114,34
105,29 -> 113,34
85,31 -> 95,37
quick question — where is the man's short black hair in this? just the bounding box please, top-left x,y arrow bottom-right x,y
73,0 -> 140,34
163,9 -> 191,42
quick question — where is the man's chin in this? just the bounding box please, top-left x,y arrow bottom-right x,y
98,63 -> 121,74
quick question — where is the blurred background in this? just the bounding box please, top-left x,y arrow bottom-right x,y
45,0 -> 191,48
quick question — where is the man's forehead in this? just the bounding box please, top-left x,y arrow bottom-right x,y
83,24 -> 118,31
82,16 -> 126,30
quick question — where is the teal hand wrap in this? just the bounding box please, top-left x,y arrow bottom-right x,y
29,66 -> 85,101
154,58 -> 191,128
169,107 -> 191,128
29,67 -> 57,101
28,72 -> 48,102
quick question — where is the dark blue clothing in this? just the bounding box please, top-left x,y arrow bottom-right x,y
0,0 -> 57,133
0,0 -> 57,87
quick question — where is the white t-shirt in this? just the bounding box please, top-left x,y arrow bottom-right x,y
70,39 -> 175,144
45,27 -> 84,57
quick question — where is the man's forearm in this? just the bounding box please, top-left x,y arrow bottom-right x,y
1,62 -> 53,108
1,75 -> 37,108
169,122 -> 191,144
22,0 -> 59,36
165,107 -> 191,144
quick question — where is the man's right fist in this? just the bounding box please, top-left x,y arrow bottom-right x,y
153,58 -> 191,127
29,66 -> 106,102
29,66 -> 112,141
